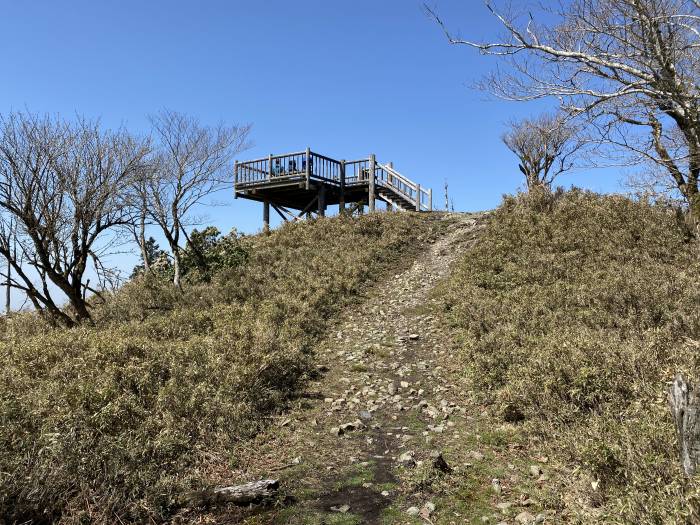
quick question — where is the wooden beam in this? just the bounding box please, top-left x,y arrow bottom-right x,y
263,201 -> 270,233
369,154 -> 376,213
298,195 -> 319,218
386,161 -> 393,211
233,160 -> 239,199
318,185 -> 326,217
416,184 -> 421,212
339,160 -> 346,213
271,204 -> 291,222
181,479 -> 279,507
347,200 -> 365,216
305,147 -> 311,190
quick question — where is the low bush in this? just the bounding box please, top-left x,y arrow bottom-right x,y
438,189 -> 700,521
0,212 -> 438,523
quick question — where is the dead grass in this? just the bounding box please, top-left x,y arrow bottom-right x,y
437,188 -> 700,522
0,213 -> 439,524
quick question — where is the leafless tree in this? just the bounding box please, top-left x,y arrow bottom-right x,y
124,163 -> 157,274
1,189 -> 16,315
0,112 -> 149,326
426,0 -> 700,222
143,109 -> 252,287
502,112 -> 583,190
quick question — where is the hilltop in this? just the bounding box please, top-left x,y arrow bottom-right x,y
2,191 -> 699,524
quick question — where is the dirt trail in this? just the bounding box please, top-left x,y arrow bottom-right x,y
223,213 -> 507,525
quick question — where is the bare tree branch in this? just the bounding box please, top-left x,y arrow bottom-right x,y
0,112 -> 149,326
141,109 -> 252,287
502,111 -> 585,189
428,0 -> 700,220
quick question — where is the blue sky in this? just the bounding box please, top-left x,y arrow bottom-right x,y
0,0 -> 623,296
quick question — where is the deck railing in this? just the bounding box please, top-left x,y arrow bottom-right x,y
235,149 -> 432,211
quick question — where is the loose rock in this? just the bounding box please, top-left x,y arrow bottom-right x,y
431,451 -> 453,473
398,451 -> 416,468
515,511 -> 536,524
529,465 -> 543,477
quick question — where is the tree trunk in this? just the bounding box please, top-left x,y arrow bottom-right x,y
46,302 -> 76,328
65,286 -> 93,325
171,213 -> 182,288
4,258 -> 10,315
687,192 -> 700,237
139,211 -> 150,272
173,249 -> 182,289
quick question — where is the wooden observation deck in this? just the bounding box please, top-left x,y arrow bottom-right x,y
234,148 -> 432,230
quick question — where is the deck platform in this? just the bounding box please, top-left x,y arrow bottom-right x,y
234,148 -> 432,230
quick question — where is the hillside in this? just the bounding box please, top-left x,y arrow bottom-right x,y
438,189 -> 700,523
1,192 -> 698,525
0,213 -> 443,523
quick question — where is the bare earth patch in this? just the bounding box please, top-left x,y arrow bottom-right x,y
183,212 -> 557,525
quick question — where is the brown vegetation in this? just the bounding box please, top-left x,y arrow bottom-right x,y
438,189 -> 700,521
0,212 -> 437,523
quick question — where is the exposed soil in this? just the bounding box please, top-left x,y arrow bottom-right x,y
186,212 -> 556,524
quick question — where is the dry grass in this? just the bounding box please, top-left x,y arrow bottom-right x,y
0,212 -> 438,524
438,189 -> 700,522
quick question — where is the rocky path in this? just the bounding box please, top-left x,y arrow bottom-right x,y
222,212 -> 553,525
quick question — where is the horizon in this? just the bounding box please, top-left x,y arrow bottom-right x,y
0,0 -> 625,309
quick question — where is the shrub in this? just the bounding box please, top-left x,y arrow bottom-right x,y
438,189 -> 700,521
0,212 -> 438,523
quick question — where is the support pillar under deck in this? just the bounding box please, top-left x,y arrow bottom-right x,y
339,160 -> 346,214
368,153 -> 376,213
318,185 -> 326,217
263,201 -> 270,233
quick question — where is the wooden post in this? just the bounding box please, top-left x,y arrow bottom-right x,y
268,154 -> 272,181
416,184 -> 421,211
428,188 -> 433,211
263,201 -> 270,233
670,374 -> 700,476
339,160 -> 346,214
318,185 -> 326,217
386,162 -> 393,212
444,180 -> 449,211
233,160 -> 238,199
368,154 -> 376,213
305,147 -> 311,190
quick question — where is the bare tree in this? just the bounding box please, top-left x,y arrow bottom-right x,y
502,112 -> 583,190
143,109 -> 252,287
2,191 -> 15,315
124,164 -> 156,275
0,112 -> 149,326
426,0 -> 700,221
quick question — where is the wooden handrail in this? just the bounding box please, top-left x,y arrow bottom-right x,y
344,158 -> 371,165
377,163 -> 417,192
309,151 -> 342,164
239,151 -> 307,165
235,149 -> 432,211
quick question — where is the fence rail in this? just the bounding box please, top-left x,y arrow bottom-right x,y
235,149 -> 432,211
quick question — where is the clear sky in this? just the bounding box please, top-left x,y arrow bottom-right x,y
0,0 -> 623,294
